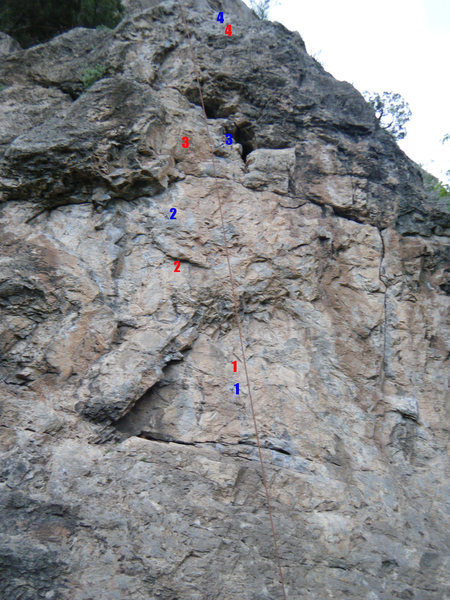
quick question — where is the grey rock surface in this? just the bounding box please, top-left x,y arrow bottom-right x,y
0,0 -> 448,598
0,33 -> 22,57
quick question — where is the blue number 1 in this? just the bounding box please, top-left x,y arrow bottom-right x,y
217,12 -> 224,23
169,208 -> 177,219
234,383 -> 239,395
225,133 -> 233,145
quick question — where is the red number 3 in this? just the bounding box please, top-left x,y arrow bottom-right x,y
174,261 -> 181,272
181,136 -> 189,148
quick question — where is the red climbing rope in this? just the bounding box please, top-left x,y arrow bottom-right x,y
176,2 -> 288,598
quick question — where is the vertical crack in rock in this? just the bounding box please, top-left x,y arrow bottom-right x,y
378,227 -> 388,393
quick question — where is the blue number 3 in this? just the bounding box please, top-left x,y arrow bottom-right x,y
225,133 -> 233,145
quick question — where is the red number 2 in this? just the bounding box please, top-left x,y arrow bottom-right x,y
174,261 -> 181,272
225,24 -> 232,36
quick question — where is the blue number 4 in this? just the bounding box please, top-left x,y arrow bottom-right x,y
225,133 -> 233,145
217,12 -> 224,23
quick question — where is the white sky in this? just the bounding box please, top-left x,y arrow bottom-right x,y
243,0 -> 450,181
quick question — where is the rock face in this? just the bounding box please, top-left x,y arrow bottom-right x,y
0,33 -> 22,57
0,1 -> 448,598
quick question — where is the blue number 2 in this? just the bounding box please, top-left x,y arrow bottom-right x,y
225,133 -> 233,145
169,208 -> 177,219
217,12 -> 224,23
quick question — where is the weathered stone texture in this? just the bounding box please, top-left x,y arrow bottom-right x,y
0,1 -> 448,598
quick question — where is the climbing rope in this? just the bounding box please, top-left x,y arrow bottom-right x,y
176,2 -> 288,598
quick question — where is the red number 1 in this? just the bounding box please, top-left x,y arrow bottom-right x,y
232,360 -> 237,372
174,261 -> 181,272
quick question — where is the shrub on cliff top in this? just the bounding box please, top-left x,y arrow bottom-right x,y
250,0 -> 279,20
0,0 -> 124,48
363,91 -> 412,141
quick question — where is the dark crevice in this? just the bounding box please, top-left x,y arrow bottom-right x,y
24,200 -> 92,223
29,76 -> 82,100
268,445 -> 292,456
439,276 -> 450,295
203,99 -> 221,120
138,432 -> 196,445
233,123 -> 255,161
136,434 -> 293,459
278,203 -> 305,210
238,439 -> 292,455
184,87 -> 223,120
331,204 -> 365,225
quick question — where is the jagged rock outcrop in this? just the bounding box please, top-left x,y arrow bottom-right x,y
0,1 -> 448,598
0,33 -> 21,57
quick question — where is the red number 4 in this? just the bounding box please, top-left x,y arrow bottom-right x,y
174,261 -> 181,272
225,24 -> 232,36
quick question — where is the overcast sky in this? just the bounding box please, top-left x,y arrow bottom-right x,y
243,0 -> 450,181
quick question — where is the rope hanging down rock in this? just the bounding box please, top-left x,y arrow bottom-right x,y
176,1 -> 288,598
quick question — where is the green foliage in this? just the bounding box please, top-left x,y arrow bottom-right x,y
419,166 -> 450,208
435,180 -> 450,197
250,0 -> 277,20
434,178 -> 450,212
81,63 -> 107,89
311,50 -> 324,68
363,91 -> 412,140
0,0 -> 124,48
437,136 -> 450,202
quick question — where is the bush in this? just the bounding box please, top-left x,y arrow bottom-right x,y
0,0 -> 124,48
250,0 -> 278,20
81,63 -> 107,89
420,166 -> 450,208
363,91 -> 411,141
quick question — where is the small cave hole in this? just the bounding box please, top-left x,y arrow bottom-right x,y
233,124 -> 255,161
185,87 -> 223,120
203,99 -> 222,119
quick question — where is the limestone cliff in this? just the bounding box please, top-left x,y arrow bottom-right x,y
0,0 -> 448,598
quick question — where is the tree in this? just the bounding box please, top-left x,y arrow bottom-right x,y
250,0 -> 277,20
0,0 -> 124,48
363,91 -> 412,141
